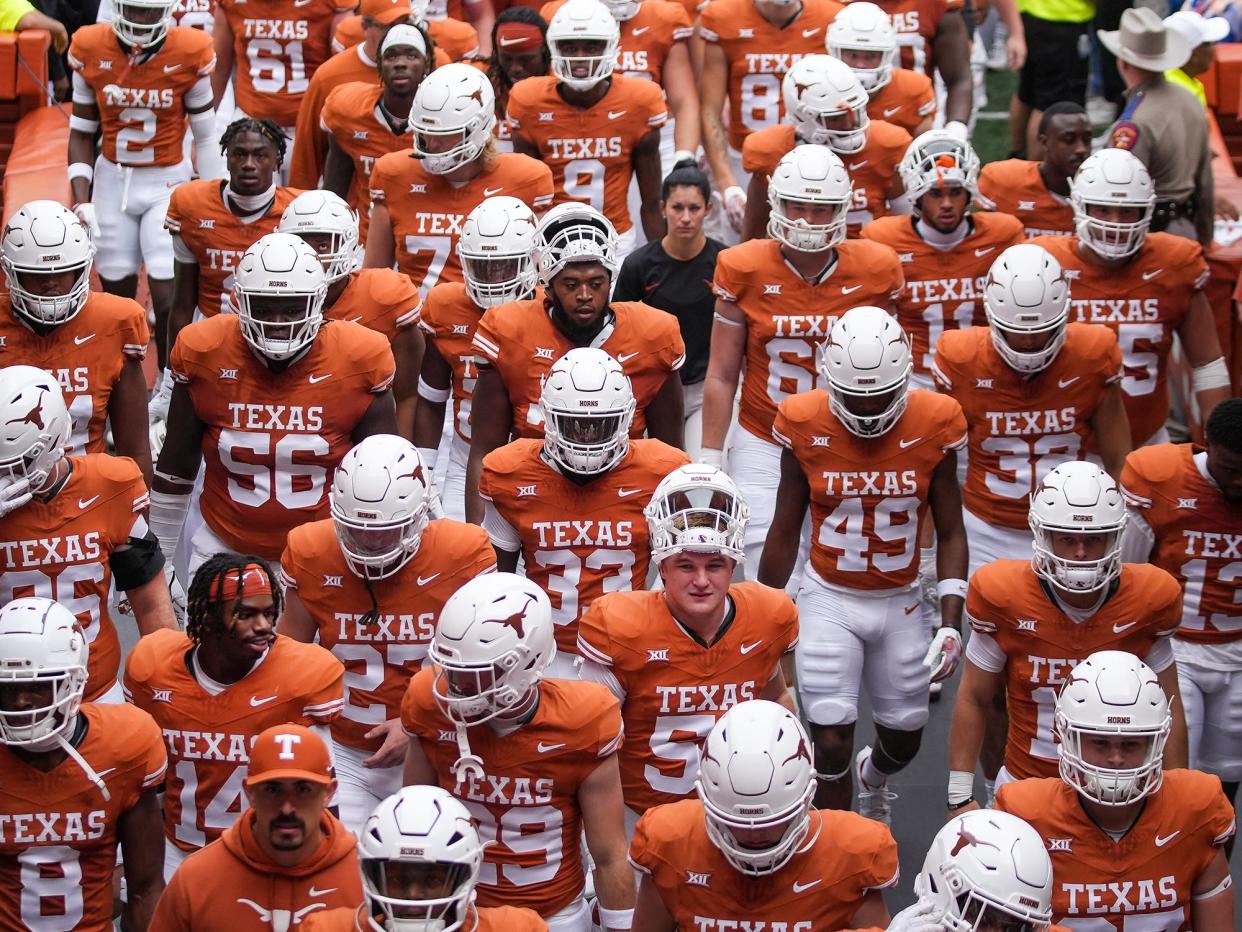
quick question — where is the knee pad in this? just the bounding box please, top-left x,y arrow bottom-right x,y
872,702 -> 931,733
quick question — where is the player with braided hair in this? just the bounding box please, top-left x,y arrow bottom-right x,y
124,551 -> 344,879
485,6 -> 551,152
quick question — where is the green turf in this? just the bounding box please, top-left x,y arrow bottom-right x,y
973,65 -> 1021,166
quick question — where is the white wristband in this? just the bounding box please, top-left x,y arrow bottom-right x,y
68,162 -> 94,183
69,114 -> 99,134
598,907 -> 634,930
673,148 -> 696,165
1192,356 -> 1230,392
417,376 -> 452,404
947,769 -> 975,806
937,578 -> 968,600
723,185 -> 744,202
698,448 -> 723,468
416,446 -> 439,472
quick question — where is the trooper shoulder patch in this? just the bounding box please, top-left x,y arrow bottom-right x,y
1111,121 -> 1140,151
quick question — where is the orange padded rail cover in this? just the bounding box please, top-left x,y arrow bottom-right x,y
2,104 -> 70,226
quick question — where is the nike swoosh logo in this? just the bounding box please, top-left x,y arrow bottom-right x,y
608,110 -> 627,120
792,879 -> 821,893
841,284 -> 862,295
1058,376 -> 1080,388
1142,269 -> 1163,281
74,333 -> 95,345
308,885 -> 336,897
631,25 -> 650,34
1112,621 -> 1137,634
537,742 -> 565,753
617,488 -> 643,497
617,351 -> 639,362
78,495 -> 100,509
801,27 -> 820,37
346,316 -> 364,323
1154,830 -> 1180,847
499,35 -> 529,46
417,573 -> 441,586
739,640 -> 762,654
903,603 -> 919,614
882,106 -> 902,117
96,768 -> 117,779
898,437 -> 921,448
483,186 -> 504,197
249,694 -> 278,706
308,373 -> 332,384
163,64 -> 181,73
294,0 -> 312,6
848,160 -> 869,170
974,246 -> 996,258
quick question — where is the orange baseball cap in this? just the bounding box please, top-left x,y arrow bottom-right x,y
245,724 -> 334,786
360,0 -> 413,25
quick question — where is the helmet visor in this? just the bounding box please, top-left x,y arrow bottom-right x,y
956,892 -> 1050,932
362,858 -> 473,927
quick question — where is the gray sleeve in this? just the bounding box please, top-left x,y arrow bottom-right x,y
1195,130 -> 1216,246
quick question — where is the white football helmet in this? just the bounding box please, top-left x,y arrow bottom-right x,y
1028,461 -> 1127,593
767,144 -> 852,252
696,700 -> 817,877
781,55 -> 871,154
0,365 -> 71,493
0,597 -> 88,749
539,348 -> 635,475
111,0 -> 176,49
547,0 -> 620,92
232,232 -> 328,362
817,306 -> 912,438
408,64 -> 497,175
330,435 -> 433,581
1056,650 -> 1171,807
457,196 -> 539,308
827,3 -> 898,93
358,786 -> 485,932
1,200 -> 95,326
1070,149 -> 1155,261
535,202 -> 620,286
601,0 -> 642,21
277,190 -> 360,283
916,809 -> 1054,932
645,464 -> 750,565
430,572 -> 556,726
983,244 -> 1070,375
899,129 -> 981,206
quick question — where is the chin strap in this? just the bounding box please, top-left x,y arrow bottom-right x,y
52,728 -> 111,803
449,725 -> 485,783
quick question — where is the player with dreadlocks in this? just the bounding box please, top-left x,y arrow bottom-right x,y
485,6 -> 552,152
150,118 -> 302,455
123,551 -> 344,879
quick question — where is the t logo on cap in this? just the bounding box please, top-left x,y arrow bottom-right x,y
274,733 -> 301,760
245,723 -> 335,787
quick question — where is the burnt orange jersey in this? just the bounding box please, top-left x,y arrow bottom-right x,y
742,120 -> 910,235
932,323 -> 1122,529
506,75 -> 667,234
966,561 -> 1182,780
865,67 -> 935,135
68,24 -> 215,167
419,281 -> 489,444
303,905 -> 548,931
0,704 -> 165,932
170,315 -> 395,560
631,800 -> 898,928
1034,234 -> 1209,446
860,212 -> 1026,377
577,583 -> 798,813
122,629 -> 344,852
402,672 -> 623,918
1122,443 -> 1242,645
713,237 -> 904,441
165,180 -> 302,317
333,14 -> 478,60
290,46 -> 381,190
0,291 -> 148,457
279,517 -> 496,751
977,159 -> 1075,238
480,438 -> 689,654
325,268 -> 422,341
996,771 -> 1236,931
0,454 -> 149,702
698,0 -> 845,151
872,0 -> 961,77
472,298 -> 685,440
541,0 -> 692,83
217,0 -> 353,126
173,0 -> 216,31
775,389 -> 965,588
369,150 -> 553,293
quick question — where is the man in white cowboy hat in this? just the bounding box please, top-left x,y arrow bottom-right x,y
1098,6 -> 1214,246
1164,9 -> 1232,108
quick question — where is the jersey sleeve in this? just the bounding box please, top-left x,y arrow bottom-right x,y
591,688 -> 624,759
964,570 -> 1001,635
575,598 -> 616,669
505,80 -> 535,134
627,809 -> 665,875
164,184 -> 191,236
357,327 -> 397,393
771,397 -> 796,449
639,81 -> 668,130
712,248 -> 743,303
939,397 -> 968,453
1206,784 -> 1237,847
298,645 -> 346,725
119,297 -> 151,360
859,821 -> 900,891
472,308 -> 504,365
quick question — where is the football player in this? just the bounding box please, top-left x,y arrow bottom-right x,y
828,2 -> 936,137
482,7 -> 553,153
933,243 -> 1132,572
125,554 -> 343,878
415,196 -> 539,520
480,348 -> 689,676
860,129 -> 1025,390
698,0 -> 845,240
278,434 -> 496,831
212,0 -> 354,181
67,0 -> 219,372
701,144 -> 904,580
333,0 -> 481,61
278,189 -> 425,437
0,597 -> 167,930
947,461 -> 1188,812
742,54 -> 911,240
759,307 -> 968,820
977,102 -> 1090,238
300,786 -> 548,931
402,573 -> 635,931
149,233 -> 397,576
0,365 -> 175,703
465,202 -> 686,523
869,0 -> 971,127
366,62 -> 555,294
151,724 -> 365,927
577,464 -> 798,834
508,0 -> 667,252
1120,398 -> 1242,822
996,651 -> 1236,930
630,700 -> 896,930
1034,149 -> 1230,446
320,24 -> 435,246
0,201 -> 153,485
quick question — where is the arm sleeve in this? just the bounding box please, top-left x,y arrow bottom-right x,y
964,630 -> 1007,673
1143,635 -> 1174,673
482,500 -> 521,552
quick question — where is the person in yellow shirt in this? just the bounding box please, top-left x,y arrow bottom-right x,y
1164,9 -> 1231,108
1,0 -> 67,50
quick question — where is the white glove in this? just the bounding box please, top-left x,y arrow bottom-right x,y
149,368 -> 174,422
923,626 -> 963,683
73,203 -> 101,240
165,565 -> 187,628
945,120 -> 968,143
698,448 -> 724,468
723,185 -> 747,232
887,899 -> 946,932
0,476 -> 32,517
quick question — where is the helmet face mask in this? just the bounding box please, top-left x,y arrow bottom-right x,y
2,201 -> 95,327
766,145 -> 852,253
899,131 -> 981,210
361,859 -> 474,930
0,599 -> 88,750
458,196 -> 539,308
827,2 -> 897,92
548,0 -> 620,92
646,464 -> 749,564
535,203 -> 620,286
408,64 -> 497,176
1028,461 -> 1126,594
539,348 -> 635,476
817,306 -> 912,438
277,191 -> 360,284
984,244 -> 1070,375
112,0 -> 175,49
232,233 -> 328,363
1070,150 -> 1154,261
